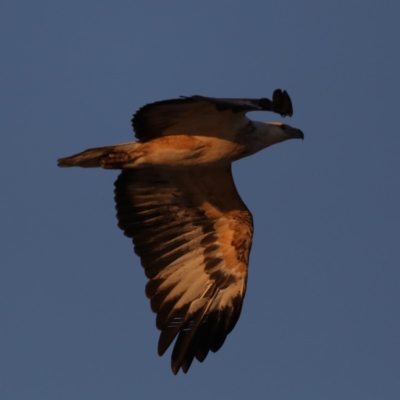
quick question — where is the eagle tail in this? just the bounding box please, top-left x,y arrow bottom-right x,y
57,142 -> 139,169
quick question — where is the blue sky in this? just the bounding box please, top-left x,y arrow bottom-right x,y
1,1 -> 399,399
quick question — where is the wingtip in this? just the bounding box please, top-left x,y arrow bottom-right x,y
171,362 -> 180,375
272,88 -> 293,117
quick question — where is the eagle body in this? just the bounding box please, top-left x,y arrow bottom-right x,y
58,90 -> 303,374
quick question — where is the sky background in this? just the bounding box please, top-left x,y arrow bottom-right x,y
1,1 -> 399,399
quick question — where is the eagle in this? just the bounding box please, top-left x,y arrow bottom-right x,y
58,89 -> 304,374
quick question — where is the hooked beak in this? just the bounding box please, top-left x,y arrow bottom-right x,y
292,128 -> 304,140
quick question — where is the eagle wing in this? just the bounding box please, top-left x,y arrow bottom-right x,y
114,165 -> 253,374
132,89 -> 292,142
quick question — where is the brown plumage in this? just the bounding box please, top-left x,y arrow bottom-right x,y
58,89 -> 304,374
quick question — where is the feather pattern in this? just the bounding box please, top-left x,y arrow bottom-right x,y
114,166 -> 253,374
132,89 -> 292,142
57,88 -> 304,374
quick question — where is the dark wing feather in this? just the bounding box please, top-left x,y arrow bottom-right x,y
114,166 -> 253,374
132,89 -> 292,142
193,89 -> 293,116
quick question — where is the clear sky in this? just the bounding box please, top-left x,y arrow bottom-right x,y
1,1 -> 399,399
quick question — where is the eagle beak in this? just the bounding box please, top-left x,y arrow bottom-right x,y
293,129 -> 304,140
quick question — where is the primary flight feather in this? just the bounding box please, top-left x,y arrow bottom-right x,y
58,89 -> 304,374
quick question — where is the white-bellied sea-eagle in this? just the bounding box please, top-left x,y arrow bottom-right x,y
58,89 -> 304,374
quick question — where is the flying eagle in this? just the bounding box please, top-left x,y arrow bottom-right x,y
58,89 -> 304,374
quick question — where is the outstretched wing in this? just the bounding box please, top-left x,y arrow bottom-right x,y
114,165 -> 253,374
192,88 -> 293,115
132,89 -> 292,142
